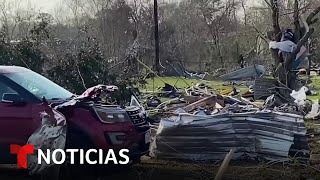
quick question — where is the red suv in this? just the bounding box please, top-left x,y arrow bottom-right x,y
0,66 -> 150,167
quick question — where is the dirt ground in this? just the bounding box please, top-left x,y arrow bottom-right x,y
2,122 -> 320,180
1,158 -> 320,180
2,124 -> 319,180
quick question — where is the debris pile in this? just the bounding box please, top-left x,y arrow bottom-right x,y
147,74 -> 319,162
150,109 -> 308,161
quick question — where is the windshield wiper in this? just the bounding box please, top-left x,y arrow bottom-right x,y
50,98 -> 64,101
66,94 -> 77,100
48,94 -> 77,101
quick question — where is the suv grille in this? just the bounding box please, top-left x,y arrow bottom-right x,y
125,106 -> 149,131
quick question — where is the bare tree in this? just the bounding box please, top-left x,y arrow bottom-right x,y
269,0 -> 320,89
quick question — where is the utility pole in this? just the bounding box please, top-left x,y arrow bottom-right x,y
153,0 -> 160,74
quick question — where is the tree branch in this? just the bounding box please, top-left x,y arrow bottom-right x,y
280,4 -> 312,16
263,0 -> 272,8
76,63 -> 87,89
270,0 -> 281,41
270,0 -> 282,67
293,0 -> 301,42
306,6 -> 320,25
253,25 -> 268,44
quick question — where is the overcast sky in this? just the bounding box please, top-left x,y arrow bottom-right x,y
20,0 -> 63,13
21,0 -> 261,14
23,0 -> 175,13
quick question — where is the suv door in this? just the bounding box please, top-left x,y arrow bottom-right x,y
0,78 -> 41,164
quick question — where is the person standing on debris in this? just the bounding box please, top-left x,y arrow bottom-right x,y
238,54 -> 245,68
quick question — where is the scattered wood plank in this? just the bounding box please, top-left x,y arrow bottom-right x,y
183,95 -> 203,104
183,95 -> 217,112
310,154 -> 320,163
215,102 -> 223,109
214,149 -> 235,180
240,97 -> 259,108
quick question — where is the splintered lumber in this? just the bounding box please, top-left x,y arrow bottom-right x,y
214,149 -> 235,180
240,97 -> 259,108
183,95 -> 217,112
215,102 -> 223,109
310,154 -> 320,163
183,95 -> 203,104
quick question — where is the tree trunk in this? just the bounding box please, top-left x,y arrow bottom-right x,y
269,0 -> 285,84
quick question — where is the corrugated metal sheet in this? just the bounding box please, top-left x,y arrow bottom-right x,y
254,78 -> 277,100
150,110 -> 309,161
220,65 -> 266,81
254,78 -> 294,102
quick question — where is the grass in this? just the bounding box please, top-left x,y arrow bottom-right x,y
143,76 -> 248,94
143,76 -> 320,100
308,76 -> 320,101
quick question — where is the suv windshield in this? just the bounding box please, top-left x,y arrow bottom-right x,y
5,71 -> 73,100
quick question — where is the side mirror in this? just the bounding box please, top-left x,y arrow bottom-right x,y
2,93 -> 25,105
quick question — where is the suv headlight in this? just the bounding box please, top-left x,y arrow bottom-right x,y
93,106 -> 130,123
